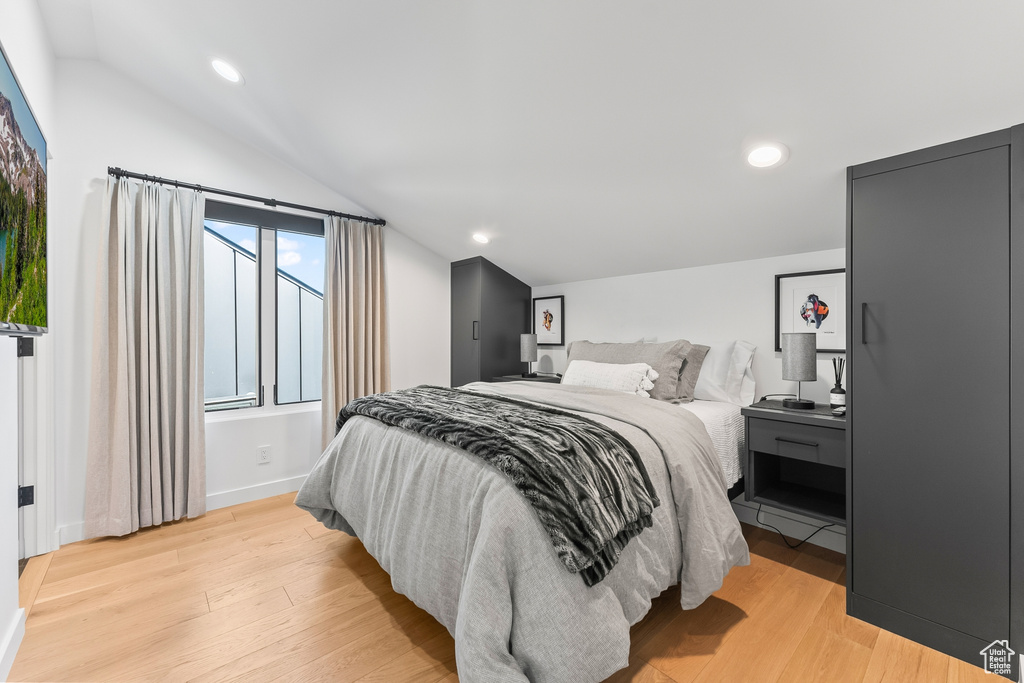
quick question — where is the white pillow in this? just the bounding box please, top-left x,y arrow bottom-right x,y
693,340 -> 756,405
561,360 -> 659,397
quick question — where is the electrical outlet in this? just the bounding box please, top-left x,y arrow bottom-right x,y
257,445 -> 271,464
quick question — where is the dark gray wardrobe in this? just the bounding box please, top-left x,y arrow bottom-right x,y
847,127 -> 1022,675
450,257 -> 531,386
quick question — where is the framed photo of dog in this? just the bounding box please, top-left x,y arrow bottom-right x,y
775,269 -> 845,353
533,295 -> 564,346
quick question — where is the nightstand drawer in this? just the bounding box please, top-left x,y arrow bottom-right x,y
747,417 -> 845,468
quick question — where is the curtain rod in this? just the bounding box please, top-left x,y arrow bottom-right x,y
107,166 -> 386,226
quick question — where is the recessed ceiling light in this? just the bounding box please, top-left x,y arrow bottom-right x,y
211,58 -> 244,84
472,233 -> 490,244
747,143 -> 789,168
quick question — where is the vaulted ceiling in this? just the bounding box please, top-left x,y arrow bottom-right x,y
37,1 -> 1024,285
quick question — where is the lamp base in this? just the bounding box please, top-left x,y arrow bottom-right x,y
782,398 -> 815,410
522,372 -> 538,378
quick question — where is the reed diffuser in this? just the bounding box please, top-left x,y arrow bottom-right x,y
830,357 -> 846,409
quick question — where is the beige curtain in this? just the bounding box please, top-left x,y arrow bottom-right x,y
85,177 -> 206,538
321,217 -> 390,448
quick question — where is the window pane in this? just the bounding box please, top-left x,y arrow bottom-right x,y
235,252 -> 257,397
204,233 -> 235,399
276,230 -> 324,404
203,221 -> 259,411
300,288 -> 323,401
276,278 -> 300,404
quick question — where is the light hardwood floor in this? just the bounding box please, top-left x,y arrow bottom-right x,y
10,493 -> 991,682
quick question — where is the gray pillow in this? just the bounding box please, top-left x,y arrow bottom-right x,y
675,343 -> 710,403
566,339 -> 690,402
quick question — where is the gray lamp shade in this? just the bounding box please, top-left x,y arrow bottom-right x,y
520,334 -> 538,363
781,332 -> 817,381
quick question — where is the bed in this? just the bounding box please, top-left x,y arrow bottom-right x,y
295,380 -> 749,682
678,399 -> 746,491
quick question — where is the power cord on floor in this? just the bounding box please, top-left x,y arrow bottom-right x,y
756,504 -> 834,549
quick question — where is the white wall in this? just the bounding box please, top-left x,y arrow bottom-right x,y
51,59 -> 450,543
386,229 -> 450,390
533,248 -> 846,404
533,248 -> 848,552
0,0 -> 56,675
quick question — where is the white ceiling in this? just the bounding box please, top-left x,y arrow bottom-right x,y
37,1 -> 1024,285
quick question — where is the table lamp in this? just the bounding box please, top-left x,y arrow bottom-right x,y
521,333 -> 538,378
782,332 -> 817,409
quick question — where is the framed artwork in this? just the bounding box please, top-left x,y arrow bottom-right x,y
775,269 -> 845,353
533,295 -> 564,346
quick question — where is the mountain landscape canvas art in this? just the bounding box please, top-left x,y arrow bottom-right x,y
0,39 -> 46,332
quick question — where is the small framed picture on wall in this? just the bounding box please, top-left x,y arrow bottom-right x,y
533,295 -> 565,346
776,269 -> 846,353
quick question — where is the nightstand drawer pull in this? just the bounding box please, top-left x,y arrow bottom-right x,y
775,436 -> 818,448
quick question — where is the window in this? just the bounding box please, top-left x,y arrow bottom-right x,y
203,201 -> 325,411
275,230 -> 324,404
204,221 -> 259,410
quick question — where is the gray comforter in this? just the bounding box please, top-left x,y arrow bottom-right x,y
295,382 -> 749,682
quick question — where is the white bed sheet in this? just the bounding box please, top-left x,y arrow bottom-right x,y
677,400 -> 745,488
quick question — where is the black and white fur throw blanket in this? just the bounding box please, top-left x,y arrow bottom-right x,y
337,385 -> 661,586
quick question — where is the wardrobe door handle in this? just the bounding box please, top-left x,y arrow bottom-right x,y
472,321 -> 479,340
861,302 -> 867,344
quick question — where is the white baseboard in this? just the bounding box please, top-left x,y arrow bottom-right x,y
731,499 -> 847,554
58,522 -> 85,546
0,608 -> 25,681
57,475 -> 309,547
205,475 -> 307,512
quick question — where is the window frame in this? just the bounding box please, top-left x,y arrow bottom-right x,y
202,220 -> 263,412
272,227 -> 325,407
203,200 -> 326,412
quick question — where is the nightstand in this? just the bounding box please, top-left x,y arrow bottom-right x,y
741,400 -> 846,526
490,374 -> 561,383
